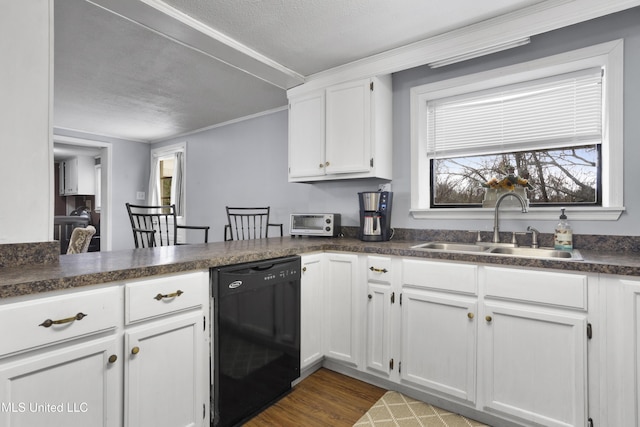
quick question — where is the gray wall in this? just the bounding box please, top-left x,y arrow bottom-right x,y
54,128 -> 150,251
157,8 -> 640,240
390,8 -> 640,236
155,111 -> 310,242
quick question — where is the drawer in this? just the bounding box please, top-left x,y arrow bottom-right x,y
0,287 -> 120,357
402,259 -> 477,295
367,256 -> 392,282
483,266 -> 587,309
125,271 -> 208,324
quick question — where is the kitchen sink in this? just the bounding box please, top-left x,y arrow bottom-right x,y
411,242 -> 487,252
410,241 -> 583,260
488,246 -> 583,260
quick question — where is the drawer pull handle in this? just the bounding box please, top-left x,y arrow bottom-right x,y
369,266 -> 388,273
154,290 -> 184,301
39,312 -> 87,328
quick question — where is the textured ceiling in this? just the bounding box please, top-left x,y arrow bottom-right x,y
53,0 -> 559,143
161,0 -> 542,76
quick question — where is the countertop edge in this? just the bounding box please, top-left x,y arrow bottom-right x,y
1,238 -> 638,299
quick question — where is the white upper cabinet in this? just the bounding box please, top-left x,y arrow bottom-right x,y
288,91 -> 326,179
59,156 -> 96,196
288,76 -> 392,182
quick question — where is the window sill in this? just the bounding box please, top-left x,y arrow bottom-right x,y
410,206 -> 624,221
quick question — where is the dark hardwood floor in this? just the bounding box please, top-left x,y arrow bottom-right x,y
243,368 -> 386,426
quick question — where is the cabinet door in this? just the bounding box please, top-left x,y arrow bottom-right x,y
125,311 -> 205,427
300,254 -> 324,369
0,336 -> 120,427
288,91 -> 326,179
481,302 -> 587,427
65,158 -> 79,195
400,288 -> 477,403
325,79 -> 372,175
365,281 -> 393,377
323,253 -> 360,367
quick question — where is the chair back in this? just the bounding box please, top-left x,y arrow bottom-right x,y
66,225 -> 96,254
225,207 -> 282,241
126,203 -> 178,248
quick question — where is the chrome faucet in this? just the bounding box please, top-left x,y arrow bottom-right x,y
527,226 -> 540,248
492,192 -> 528,244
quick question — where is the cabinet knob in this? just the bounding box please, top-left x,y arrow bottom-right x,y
485,315 -> 493,322
302,266 -> 307,273
319,163 -> 324,168
108,354 -> 118,364
131,346 -> 140,355
467,312 -> 474,319
368,294 -> 372,299
325,161 -> 330,167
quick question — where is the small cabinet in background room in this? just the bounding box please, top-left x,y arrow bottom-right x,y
59,155 -> 96,195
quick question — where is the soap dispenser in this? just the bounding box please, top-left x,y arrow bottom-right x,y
554,208 -> 573,250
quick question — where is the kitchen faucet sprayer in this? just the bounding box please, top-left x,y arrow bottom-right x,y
492,192 -> 528,244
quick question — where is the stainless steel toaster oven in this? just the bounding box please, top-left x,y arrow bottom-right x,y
290,213 -> 340,237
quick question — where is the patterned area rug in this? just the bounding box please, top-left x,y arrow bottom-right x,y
354,391 -> 489,427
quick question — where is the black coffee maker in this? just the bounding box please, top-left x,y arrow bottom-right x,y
358,191 -> 393,241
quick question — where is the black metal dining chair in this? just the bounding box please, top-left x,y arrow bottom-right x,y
224,206 -> 283,241
126,203 -> 210,248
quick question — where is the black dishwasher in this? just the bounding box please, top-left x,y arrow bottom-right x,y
211,256 -> 301,427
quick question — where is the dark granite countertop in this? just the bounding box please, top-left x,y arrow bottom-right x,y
1,236 -> 639,299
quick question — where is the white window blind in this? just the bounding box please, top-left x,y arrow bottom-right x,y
426,68 -> 603,159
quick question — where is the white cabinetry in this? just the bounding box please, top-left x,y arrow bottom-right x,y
364,256 -> 396,379
123,271 -> 209,427
400,259 -> 478,404
288,76 -> 392,182
0,270 -> 209,427
479,267 -> 589,427
0,286 -> 122,427
288,92 -> 325,179
59,156 -> 96,195
300,253 -> 324,370
599,274 -> 640,427
323,253 -> 361,367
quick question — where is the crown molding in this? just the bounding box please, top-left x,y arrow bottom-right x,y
87,0 -> 305,90
288,0 -> 640,97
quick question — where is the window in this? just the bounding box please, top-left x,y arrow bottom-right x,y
150,143 -> 185,216
410,40 -> 624,220
159,157 -> 174,206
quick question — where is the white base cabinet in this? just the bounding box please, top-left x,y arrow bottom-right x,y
480,302 -> 587,426
400,259 -> 478,404
401,288 -> 478,403
479,266 -> 589,427
0,336 -> 120,427
323,253 -> 361,367
365,256 -> 396,379
332,257 -> 593,427
300,253 -> 324,369
0,271 -> 210,427
125,312 -> 204,427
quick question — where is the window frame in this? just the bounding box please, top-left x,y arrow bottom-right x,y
410,39 -> 624,221
150,142 -> 186,218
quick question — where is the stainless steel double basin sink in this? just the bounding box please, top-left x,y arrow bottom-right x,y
410,241 -> 583,261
